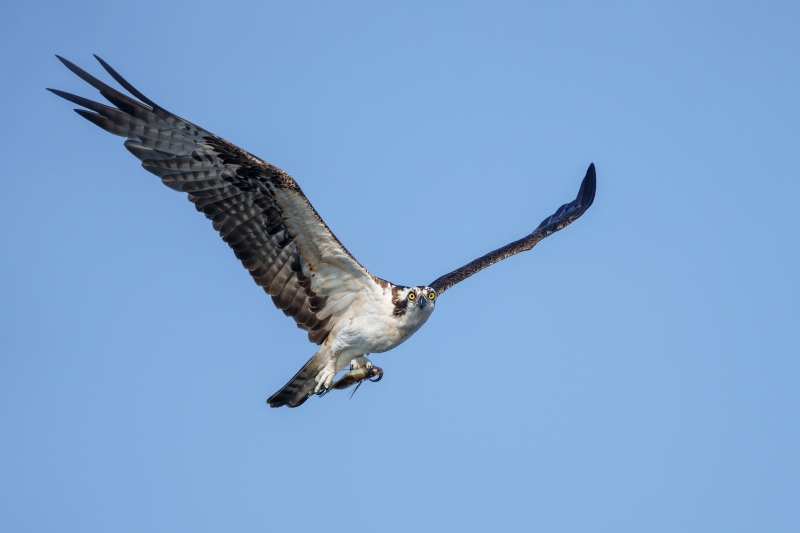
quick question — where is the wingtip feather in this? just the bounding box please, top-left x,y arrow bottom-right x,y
93,54 -> 159,108
54,54 -> 111,94
579,162 -> 597,209
47,87 -> 89,107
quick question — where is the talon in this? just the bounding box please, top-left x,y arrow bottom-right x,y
316,387 -> 330,397
369,370 -> 383,382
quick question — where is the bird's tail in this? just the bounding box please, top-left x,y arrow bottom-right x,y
267,350 -> 329,408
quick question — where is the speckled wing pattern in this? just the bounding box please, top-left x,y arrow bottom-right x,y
49,55 -> 376,345
429,163 -> 596,294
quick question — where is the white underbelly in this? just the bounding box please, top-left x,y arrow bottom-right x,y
332,310 -> 429,356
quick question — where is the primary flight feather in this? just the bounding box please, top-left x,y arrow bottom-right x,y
49,55 -> 596,408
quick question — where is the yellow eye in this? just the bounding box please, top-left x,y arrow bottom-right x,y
427,291 -> 436,300
407,292 -> 416,301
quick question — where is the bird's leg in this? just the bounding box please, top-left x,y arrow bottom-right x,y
348,355 -> 373,370
314,354 -> 338,395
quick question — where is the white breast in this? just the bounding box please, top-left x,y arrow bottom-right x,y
328,284 -> 433,357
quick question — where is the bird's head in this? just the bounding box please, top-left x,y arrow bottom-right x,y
395,286 -> 436,315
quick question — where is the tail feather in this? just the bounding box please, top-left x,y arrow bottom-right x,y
268,351 -> 327,408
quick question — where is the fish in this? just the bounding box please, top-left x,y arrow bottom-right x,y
331,366 -> 383,390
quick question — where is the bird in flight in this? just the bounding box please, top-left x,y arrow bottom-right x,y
50,55 -> 597,408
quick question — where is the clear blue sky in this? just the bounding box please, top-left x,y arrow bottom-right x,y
2,1 -> 798,531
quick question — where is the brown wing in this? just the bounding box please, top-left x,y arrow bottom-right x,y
49,55 -> 378,344
429,164 -> 596,294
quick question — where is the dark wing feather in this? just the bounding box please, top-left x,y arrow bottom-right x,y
429,164 -> 596,294
49,55 -> 377,344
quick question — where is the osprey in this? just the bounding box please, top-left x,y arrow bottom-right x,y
50,56 -> 597,408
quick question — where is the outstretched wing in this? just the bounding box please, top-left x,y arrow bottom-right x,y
429,164 -> 596,294
49,55 -> 378,344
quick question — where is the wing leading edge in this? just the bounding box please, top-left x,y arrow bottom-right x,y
429,163 -> 596,294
